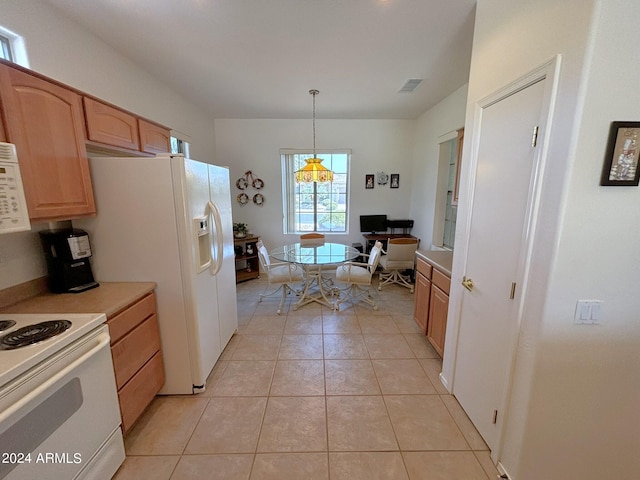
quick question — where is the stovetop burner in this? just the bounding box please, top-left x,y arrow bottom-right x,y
0,320 -> 72,350
0,320 -> 16,332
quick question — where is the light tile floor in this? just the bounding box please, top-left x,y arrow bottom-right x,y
114,277 -> 499,479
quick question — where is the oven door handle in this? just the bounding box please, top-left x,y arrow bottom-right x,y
0,332 -> 110,424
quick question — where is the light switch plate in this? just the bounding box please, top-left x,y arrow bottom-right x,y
574,300 -> 603,324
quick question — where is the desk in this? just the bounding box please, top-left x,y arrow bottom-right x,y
363,233 -> 417,254
271,242 -> 359,309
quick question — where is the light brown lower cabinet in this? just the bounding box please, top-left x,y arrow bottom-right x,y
413,267 -> 431,334
106,291 -> 165,433
414,255 -> 451,357
427,284 -> 449,357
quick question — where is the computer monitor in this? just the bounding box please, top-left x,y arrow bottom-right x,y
359,214 -> 387,234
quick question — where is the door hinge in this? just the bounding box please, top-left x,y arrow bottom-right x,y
531,125 -> 539,147
509,282 -> 516,299
492,409 -> 498,424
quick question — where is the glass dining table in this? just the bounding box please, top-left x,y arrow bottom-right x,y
270,242 -> 359,309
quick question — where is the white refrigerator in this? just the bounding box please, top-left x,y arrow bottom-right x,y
75,154 -> 238,394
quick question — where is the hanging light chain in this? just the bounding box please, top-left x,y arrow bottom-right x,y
294,89 -> 333,184
310,89 -> 319,157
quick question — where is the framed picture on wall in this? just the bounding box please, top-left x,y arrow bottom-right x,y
390,174 -> 399,188
600,121 -> 640,186
365,174 -> 374,189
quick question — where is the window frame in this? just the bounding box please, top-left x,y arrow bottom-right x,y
432,130 -> 462,250
0,26 -> 29,67
170,130 -> 192,157
281,149 -> 351,235
0,34 -> 12,62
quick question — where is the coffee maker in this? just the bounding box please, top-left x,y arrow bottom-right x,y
39,228 -> 99,293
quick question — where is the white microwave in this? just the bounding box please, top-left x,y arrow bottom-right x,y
0,142 -> 30,233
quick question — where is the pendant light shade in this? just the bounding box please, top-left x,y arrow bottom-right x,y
295,89 -> 334,183
294,158 -> 334,183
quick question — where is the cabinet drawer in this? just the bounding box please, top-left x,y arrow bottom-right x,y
416,257 -> 432,279
111,313 -> 161,389
107,292 -> 156,344
118,351 -> 165,433
432,269 -> 451,295
84,97 -> 140,150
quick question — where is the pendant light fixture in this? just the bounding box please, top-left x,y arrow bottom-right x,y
294,89 -> 334,183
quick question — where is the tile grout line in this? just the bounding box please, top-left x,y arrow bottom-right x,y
121,280 -> 459,478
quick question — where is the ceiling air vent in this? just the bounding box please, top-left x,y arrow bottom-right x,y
398,79 -> 423,93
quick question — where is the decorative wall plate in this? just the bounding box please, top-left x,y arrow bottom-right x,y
236,177 -> 248,190
237,193 -> 249,205
252,178 -> 264,190
377,171 -> 389,185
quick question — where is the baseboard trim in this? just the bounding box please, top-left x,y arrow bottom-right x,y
439,371 -> 452,393
497,461 -> 512,479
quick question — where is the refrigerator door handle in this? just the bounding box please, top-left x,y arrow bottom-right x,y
208,201 -> 224,276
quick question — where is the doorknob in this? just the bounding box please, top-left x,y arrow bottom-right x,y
462,276 -> 474,291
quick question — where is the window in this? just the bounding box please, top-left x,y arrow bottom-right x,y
0,34 -> 12,62
433,129 -> 462,249
282,150 -> 350,233
170,137 -> 190,157
170,130 -> 191,157
0,26 -> 28,67
442,139 -> 458,249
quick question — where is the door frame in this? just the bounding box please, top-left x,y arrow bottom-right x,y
444,55 -> 562,462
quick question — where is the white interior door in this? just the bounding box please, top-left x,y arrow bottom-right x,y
453,78 -> 546,450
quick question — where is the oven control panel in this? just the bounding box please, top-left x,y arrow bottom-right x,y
0,143 -> 30,234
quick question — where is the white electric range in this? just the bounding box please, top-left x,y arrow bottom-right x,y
0,313 -> 125,480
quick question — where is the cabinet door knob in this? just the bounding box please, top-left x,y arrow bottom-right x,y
462,276 -> 474,291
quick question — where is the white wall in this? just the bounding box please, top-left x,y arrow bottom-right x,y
445,0 -> 640,478
1,0 -> 216,159
0,0 -> 216,290
214,119 -> 414,250
513,1 -> 640,477
0,0 -> 467,291
409,84 -> 467,248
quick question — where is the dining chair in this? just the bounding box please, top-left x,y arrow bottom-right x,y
299,232 -> 335,290
299,232 -> 325,245
378,237 -> 420,292
256,240 -> 304,315
334,240 -> 383,311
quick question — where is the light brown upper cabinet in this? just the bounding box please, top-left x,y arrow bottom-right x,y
0,63 -> 96,221
139,119 -> 171,154
84,97 -> 140,151
84,97 -> 171,155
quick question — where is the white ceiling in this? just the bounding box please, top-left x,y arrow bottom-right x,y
44,0 -> 476,119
